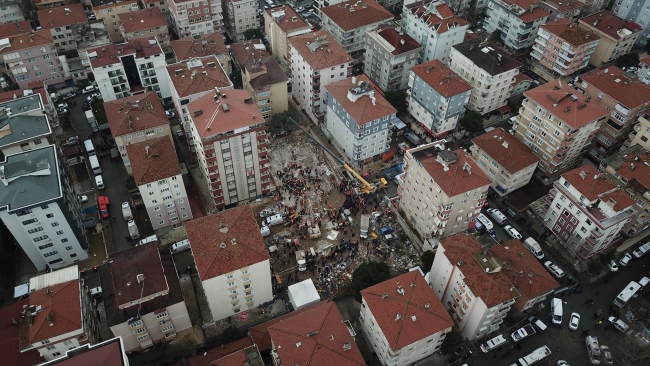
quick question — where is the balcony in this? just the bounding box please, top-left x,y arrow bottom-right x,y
558,51 -> 574,62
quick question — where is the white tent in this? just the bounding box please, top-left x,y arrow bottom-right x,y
288,279 -> 320,310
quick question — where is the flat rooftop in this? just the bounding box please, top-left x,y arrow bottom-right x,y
0,94 -> 51,149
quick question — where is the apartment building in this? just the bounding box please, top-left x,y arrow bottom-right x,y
0,146 -> 88,271
578,11 -> 642,67
625,114 -> 650,150
171,32 -> 230,74
540,165 -> 636,258
226,0 -> 259,41
489,240 -> 559,312
581,0 -> 608,16
449,38 -> 521,114
91,0 -> 140,43
398,141 -> 491,239
511,72 -> 532,96
599,144 -> 650,235
37,4 -> 89,53
168,0 -> 222,39
242,56 -> 289,121
538,0 -> 584,21
229,38 -> 269,71
33,0 -> 72,10
186,206 -> 273,320
263,5 -> 310,65
470,128 -> 539,196
512,80 -> 609,179
105,91 -> 173,173
186,89 -> 271,207
320,0 -> 394,60
402,1 -> 469,64
639,56 -> 650,86
17,267 -> 95,361
0,299 -> 54,365
0,81 -> 58,128
98,243 -> 193,352
138,0 -> 170,20
126,137 -> 193,230
361,271 -> 453,365
0,94 -> 52,156
119,8 -> 171,53
325,75 -> 396,163
166,56 -> 233,149
0,19 -> 30,38
364,25 -> 421,92
440,0 -> 472,16
531,19 -> 599,79
612,0 -> 650,46
1,31 -> 64,89
576,65 -> 650,161
36,338 -> 129,366
289,31 -> 352,125
484,0 -> 549,53
429,234 -> 518,340
75,23 -> 112,77
89,37 -> 170,101
407,59 -> 472,138
0,1 -> 25,25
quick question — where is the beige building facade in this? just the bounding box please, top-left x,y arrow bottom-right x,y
263,5 -> 310,65
578,11 -> 642,67
242,57 -> 289,121
92,0 -> 140,43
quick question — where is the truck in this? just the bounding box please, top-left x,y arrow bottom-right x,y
510,345 -> 551,366
127,220 -> 140,240
360,214 -> 370,239
97,196 -> 110,218
121,202 -> 133,220
384,164 -> 404,180
296,250 -> 307,271
523,238 -> 544,259
511,324 -> 536,342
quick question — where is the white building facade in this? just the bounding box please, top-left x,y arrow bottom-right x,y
613,0 -> 650,46
168,0 -> 223,39
484,0 -> 549,52
0,1 -> 24,25
226,0 -> 260,41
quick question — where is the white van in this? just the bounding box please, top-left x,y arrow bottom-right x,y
88,154 -> 101,175
487,208 -> 507,225
83,139 -> 95,155
170,239 -> 190,254
475,213 -> 494,232
82,85 -> 96,93
551,298 -> 563,325
480,334 -> 507,353
95,174 -> 105,190
523,238 -> 544,260
639,276 -> 650,288
264,214 -> 284,227
260,225 -> 271,238
528,316 -> 547,332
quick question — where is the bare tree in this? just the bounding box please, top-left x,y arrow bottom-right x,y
612,332 -> 650,366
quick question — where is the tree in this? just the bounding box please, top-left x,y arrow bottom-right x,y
351,261 -> 391,302
229,69 -> 242,89
268,110 -> 299,135
244,28 -> 264,40
491,29 -> 503,42
613,53 -> 640,69
221,325 -> 241,344
440,329 -> 464,355
459,110 -> 484,133
384,89 -> 408,117
420,250 -> 435,272
613,332 -> 650,365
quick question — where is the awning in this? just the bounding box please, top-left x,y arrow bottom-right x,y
14,283 -> 29,299
391,117 -> 407,130
498,105 -> 511,114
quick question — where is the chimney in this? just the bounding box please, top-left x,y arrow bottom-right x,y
352,76 -> 356,84
219,220 -> 228,233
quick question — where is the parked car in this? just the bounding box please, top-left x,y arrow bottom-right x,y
57,108 -> 68,115
608,260 -> 618,272
78,195 -> 88,203
619,252 -> 632,266
504,225 -> 522,239
87,93 -> 100,101
544,261 -> 565,278
176,129 -> 185,139
57,102 -> 68,109
568,312 -> 580,330
62,136 -> 79,146
165,110 -> 176,119
63,93 -> 76,100
90,121 -> 99,133
600,345 -> 613,365
632,242 -> 650,258
82,100 -> 91,111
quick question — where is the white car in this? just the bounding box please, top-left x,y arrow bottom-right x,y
87,93 -> 101,101
619,252 -> 632,266
632,242 -> 650,258
165,110 -> 176,119
57,102 -> 68,109
544,261 -> 565,278
568,312 -> 580,330
557,361 -> 569,366
504,225 -> 522,239
608,260 -> 618,272
57,108 -> 68,115
78,195 -> 88,203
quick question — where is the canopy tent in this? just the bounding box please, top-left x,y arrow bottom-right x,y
288,279 -> 320,310
391,117 -> 407,130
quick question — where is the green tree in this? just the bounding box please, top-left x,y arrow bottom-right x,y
221,325 -> 241,344
351,261 -> 391,302
229,69 -> 243,89
459,110 -> 484,133
420,250 -> 435,273
491,29 -> 503,42
613,53 -> 640,69
440,329 -> 464,355
268,110 -> 299,135
244,28 -> 264,40
384,89 -> 408,117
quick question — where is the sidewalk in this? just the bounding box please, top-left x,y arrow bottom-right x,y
616,231 -> 650,253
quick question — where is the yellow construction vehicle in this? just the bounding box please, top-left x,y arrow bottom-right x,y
343,164 -> 378,194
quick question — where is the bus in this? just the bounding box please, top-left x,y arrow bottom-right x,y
510,345 -> 551,366
613,281 -> 641,308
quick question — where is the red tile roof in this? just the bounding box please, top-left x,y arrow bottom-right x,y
362,271 -> 453,350
406,2 -> 469,34
472,127 -> 539,173
0,30 -> 53,53
249,303 -> 319,351
89,37 -> 163,68
581,65 -> 650,110
119,8 -> 167,34
417,148 -> 491,197
268,302 -> 365,366
376,25 -> 421,55
105,91 -> 168,138
206,337 -> 254,360
541,18 -> 598,47
520,8 -> 549,23
579,11 -> 642,40
562,164 -> 616,201
166,56 -> 232,98
498,0 -> 549,22
0,20 -> 31,38
524,79 -> 609,129
321,0 -> 394,32
641,55 -> 650,66
600,189 -> 635,212
185,206 -> 270,281
37,3 -> 87,29
245,56 -> 289,91
489,240 -> 559,300
187,89 -> 263,139
0,81 -> 49,106
289,30 -> 352,70
41,338 -> 126,366
439,234 -> 518,308
613,151 -> 650,192
126,137 -> 180,186
325,75 -> 396,125
411,59 -> 472,98
19,280 -> 82,349
265,5 -> 310,32
0,298 -> 42,366
230,40 -> 271,67
107,243 -> 169,308
171,33 -> 228,62
512,71 -> 532,85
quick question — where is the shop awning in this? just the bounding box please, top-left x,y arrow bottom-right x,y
391,117 -> 407,129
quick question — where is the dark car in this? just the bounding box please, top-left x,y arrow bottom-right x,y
90,121 -> 99,133
82,100 -> 91,111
